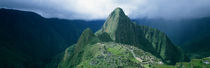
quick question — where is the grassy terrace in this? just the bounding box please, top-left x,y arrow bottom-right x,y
154,57 -> 210,68
76,42 -> 161,68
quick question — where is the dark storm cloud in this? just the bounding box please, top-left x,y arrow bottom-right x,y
0,0 -> 210,20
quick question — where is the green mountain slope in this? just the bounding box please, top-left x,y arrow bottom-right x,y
140,26 -> 185,64
182,35 -> 210,59
98,8 -> 155,54
58,7 -> 185,68
97,8 -> 184,64
0,8 -> 104,68
58,28 -> 162,68
135,18 -> 210,59
58,28 -> 100,68
59,41 -> 162,68
0,8 -> 67,68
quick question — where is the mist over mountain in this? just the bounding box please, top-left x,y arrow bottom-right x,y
1,0 -> 210,20
135,17 -> 210,45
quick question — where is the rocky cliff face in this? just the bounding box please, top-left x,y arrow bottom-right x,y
140,26 -> 184,64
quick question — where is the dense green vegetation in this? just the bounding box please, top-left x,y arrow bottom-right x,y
0,8 -> 104,68
60,42 -> 162,68
58,8 -> 187,68
98,8 -> 185,64
154,57 -> 210,68
182,35 -> 210,59
136,18 -> 210,59
58,28 -> 100,68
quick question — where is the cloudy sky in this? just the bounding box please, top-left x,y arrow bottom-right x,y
1,0 -> 210,20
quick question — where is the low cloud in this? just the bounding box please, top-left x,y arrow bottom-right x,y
1,0 -> 210,20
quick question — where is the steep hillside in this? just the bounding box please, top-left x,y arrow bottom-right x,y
58,28 -> 100,68
182,35 -> 210,59
0,8 -> 104,68
59,41 -> 162,68
0,8 -> 66,68
135,18 -> 210,45
97,8 -> 184,64
58,7 -> 185,68
136,17 -> 210,59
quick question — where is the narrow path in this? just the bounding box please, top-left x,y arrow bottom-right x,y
127,47 -> 142,62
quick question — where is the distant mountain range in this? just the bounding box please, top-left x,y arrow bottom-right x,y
135,17 -> 210,45
135,17 -> 210,59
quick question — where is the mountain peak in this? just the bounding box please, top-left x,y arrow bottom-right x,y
114,7 -> 123,11
58,7 -> 186,68
111,7 -> 125,16
76,28 -> 97,46
102,7 -> 132,40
